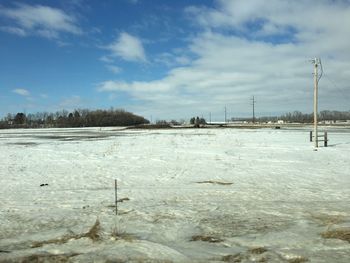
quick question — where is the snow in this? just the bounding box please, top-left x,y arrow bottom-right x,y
0,127 -> 349,262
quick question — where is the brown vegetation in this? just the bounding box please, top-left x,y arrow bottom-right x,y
287,257 -> 309,263
31,219 -> 101,248
321,228 -> 350,243
190,235 -> 223,243
221,253 -> 244,262
0,253 -> 80,263
249,247 -> 268,254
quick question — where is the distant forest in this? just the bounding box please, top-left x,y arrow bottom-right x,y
1,109 -> 349,129
0,108 -> 149,129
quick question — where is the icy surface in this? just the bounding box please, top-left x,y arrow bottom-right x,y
0,127 -> 349,262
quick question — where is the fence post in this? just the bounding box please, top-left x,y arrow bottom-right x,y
310,131 -> 313,142
324,131 -> 328,147
114,179 -> 118,215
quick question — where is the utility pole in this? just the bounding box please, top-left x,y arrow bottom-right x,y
209,112 -> 211,124
224,106 -> 227,123
251,96 -> 256,123
311,58 -> 322,148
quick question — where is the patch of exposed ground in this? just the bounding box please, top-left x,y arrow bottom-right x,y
220,248 -> 308,263
6,142 -> 39,146
309,213 -> 347,226
0,252 -> 80,263
248,247 -> 268,254
190,235 -> 223,243
196,180 -> 233,185
321,228 -> 350,243
31,219 -> 101,248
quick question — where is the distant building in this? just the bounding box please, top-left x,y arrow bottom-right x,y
277,120 -> 284,124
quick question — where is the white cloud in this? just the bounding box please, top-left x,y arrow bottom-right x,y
12,89 -> 30,96
107,32 -> 146,62
0,26 -> 27,36
99,56 -> 114,63
99,1 -> 350,119
59,96 -> 83,109
106,65 -> 122,74
0,3 -> 81,39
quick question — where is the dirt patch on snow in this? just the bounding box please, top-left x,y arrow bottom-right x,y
190,235 -> 223,243
196,180 -> 233,185
321,228 -> 350,243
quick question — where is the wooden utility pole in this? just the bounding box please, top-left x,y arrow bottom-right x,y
224,106 -> 227,123
313,59 -> 318,148
311,58 -> 322,148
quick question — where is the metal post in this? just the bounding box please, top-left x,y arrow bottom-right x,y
313,59 -> 319,148
324,131 -> 328,147
310,131 -> 312,142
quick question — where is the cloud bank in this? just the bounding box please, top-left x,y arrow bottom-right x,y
98,0 -> 350,120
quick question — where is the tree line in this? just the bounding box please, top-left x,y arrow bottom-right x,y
0,108 -> 149,129
257,110 -> 350,123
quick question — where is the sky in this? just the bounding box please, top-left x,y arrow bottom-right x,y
1,0 -> 350,121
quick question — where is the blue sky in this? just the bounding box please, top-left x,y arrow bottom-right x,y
1,0 -> 349,121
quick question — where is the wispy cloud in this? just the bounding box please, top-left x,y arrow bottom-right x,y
127,0 -> 139,5
0,3 -> 81,39
59,96 -> 83,109
106,32 -> 146,62
105,65 -> 122,74
99,56 -> 114,63
12,88 -> 30,97
0,26 -> 27,37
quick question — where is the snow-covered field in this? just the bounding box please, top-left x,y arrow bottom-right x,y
0,127 -> 349,262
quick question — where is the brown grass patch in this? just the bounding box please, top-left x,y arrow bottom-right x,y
0,253 -> 80,263
287,257 -> 309,263
221,253 -> 244,262
118,197 -> 130,202
321,228 -> 350,243
191,235 -> 223,243
31,219 -> 101,248
310,213 -> 345,226
82,219 -> 101,241
249,247 -> 268,254
111,228 -> 135,242
196,180 -> 233,185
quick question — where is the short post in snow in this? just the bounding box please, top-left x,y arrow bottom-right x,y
114,179 -> 118,215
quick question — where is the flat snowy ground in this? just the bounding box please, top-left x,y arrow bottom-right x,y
0,127 -> 349,262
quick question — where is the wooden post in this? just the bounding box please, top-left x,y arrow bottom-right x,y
310,131 -> 313,142
324,131 -> 328,147
313,59 -> 319,148
114,179 -> 118,215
